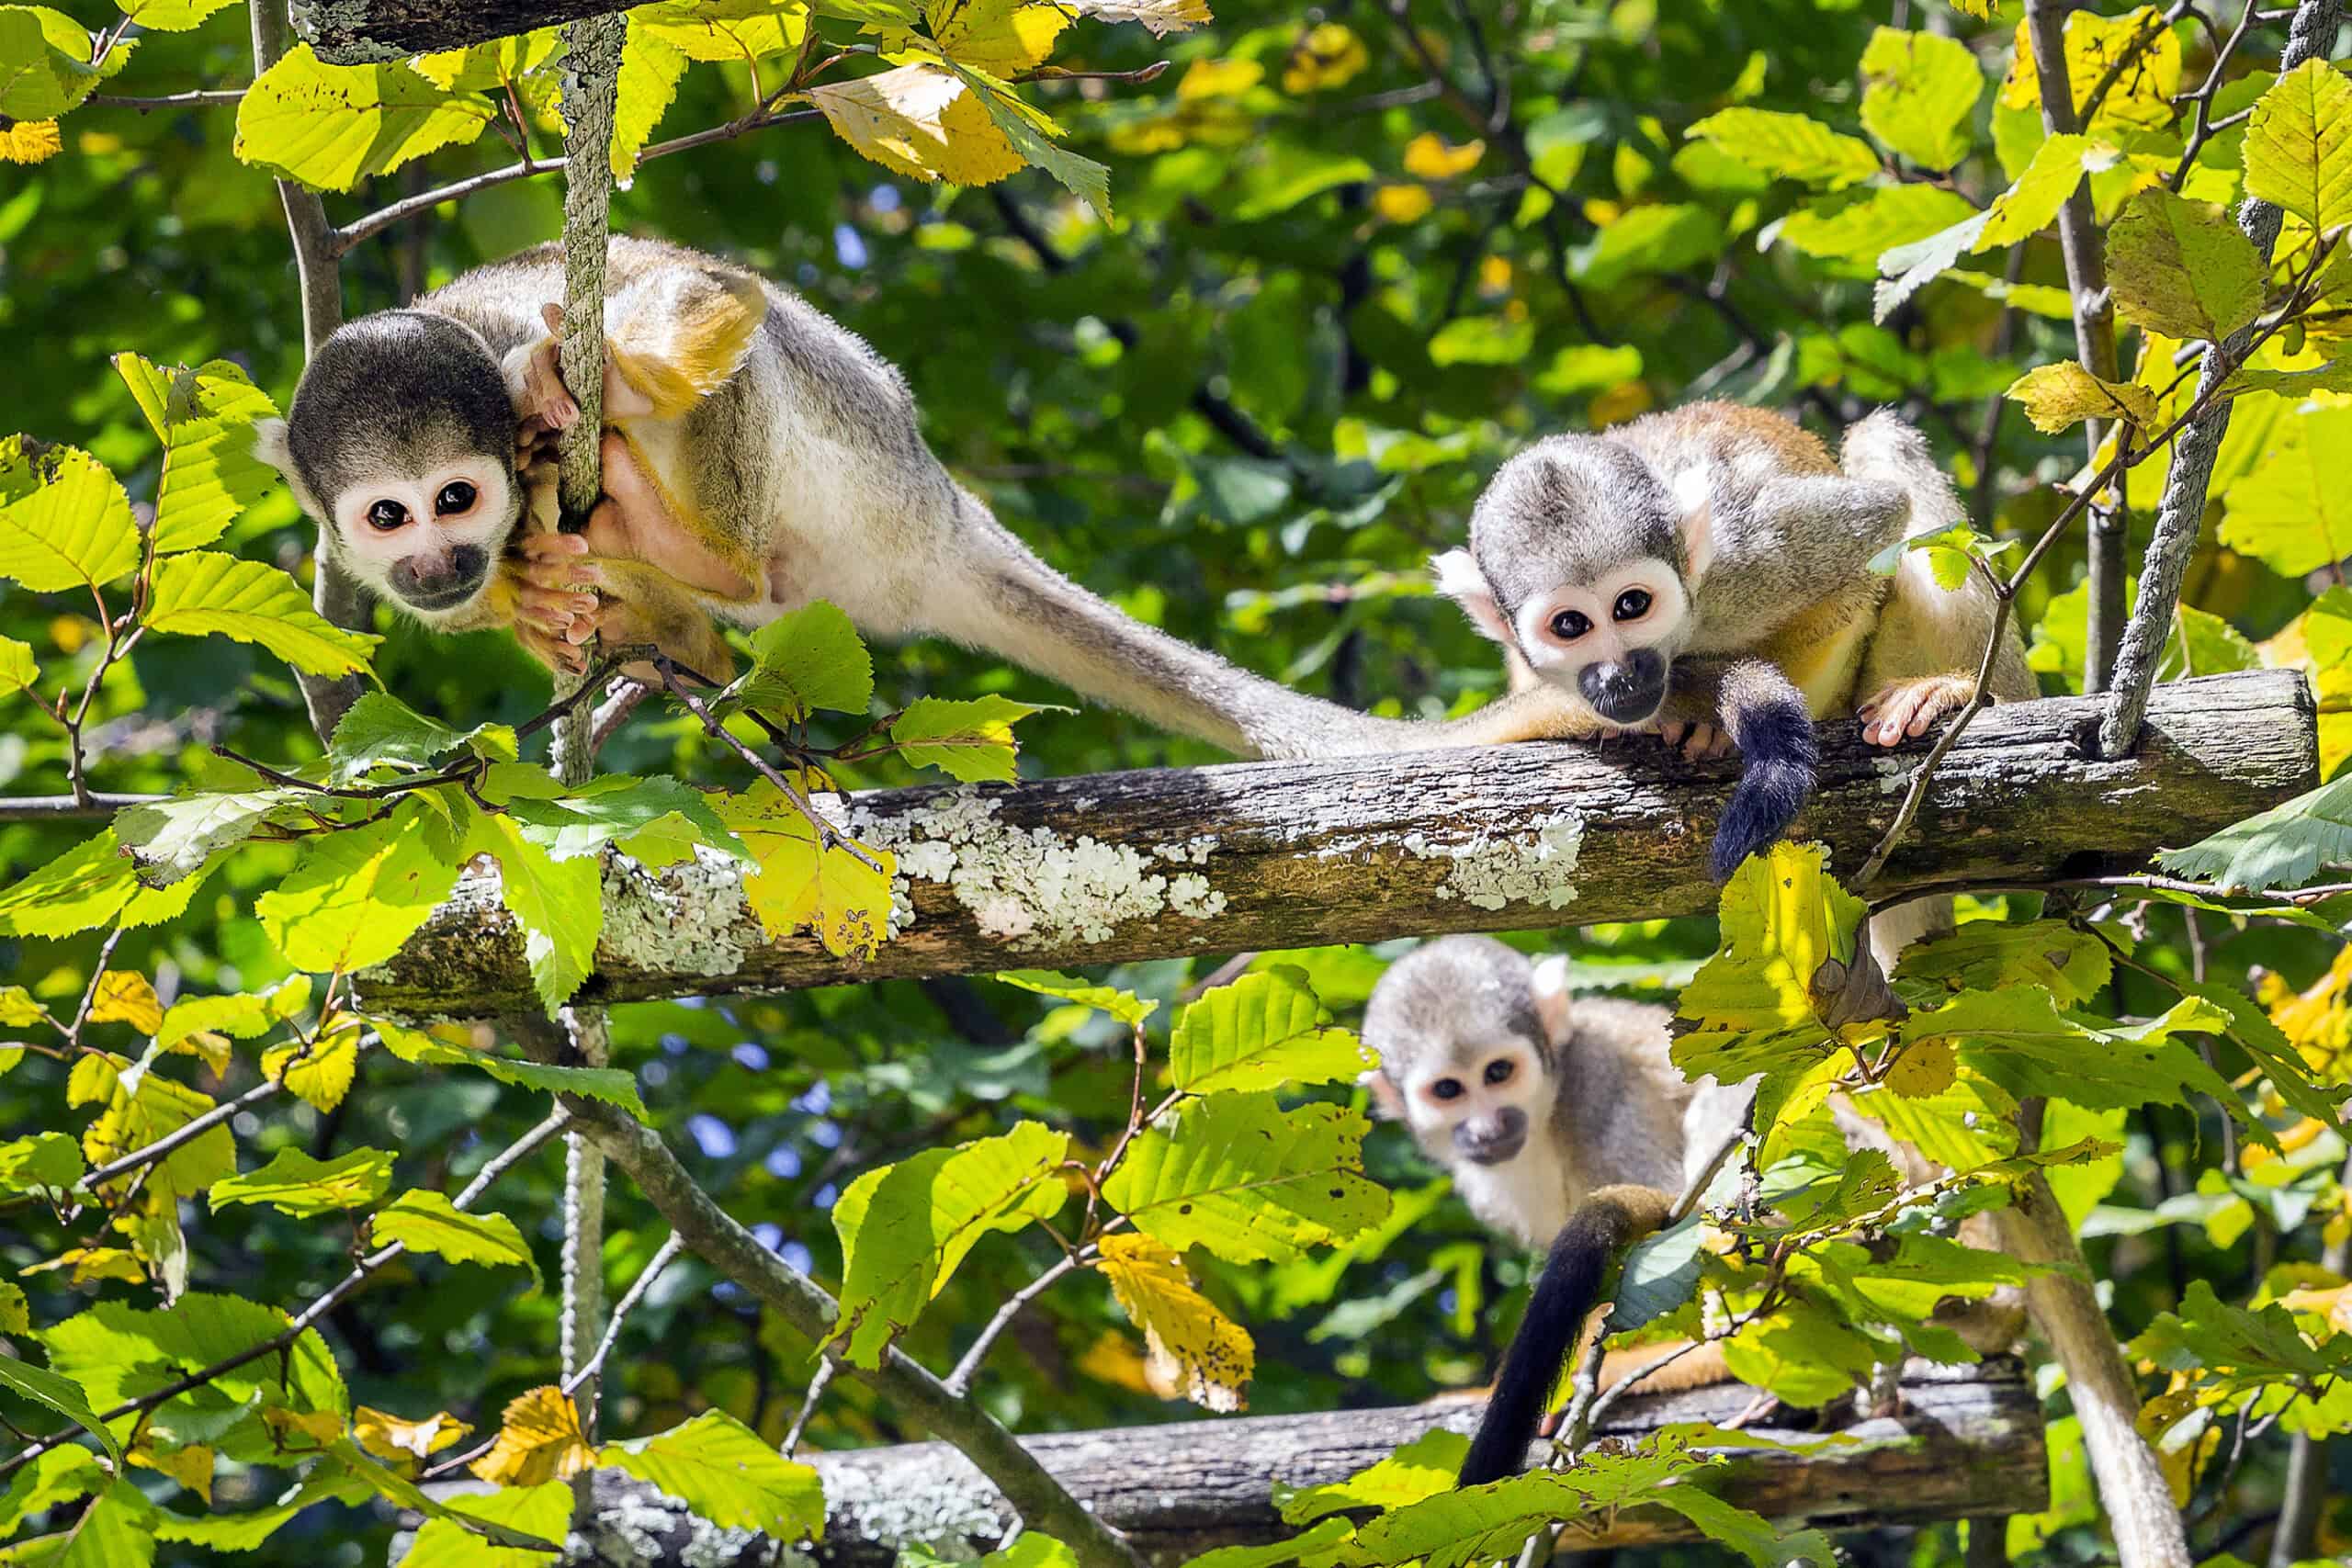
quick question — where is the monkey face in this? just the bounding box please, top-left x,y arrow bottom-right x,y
1392,1039 -> 1547,1168
1510,565 -> 1689,725
328,461 -> 515,619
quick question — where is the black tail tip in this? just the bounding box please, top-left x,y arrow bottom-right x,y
1709,698 -> 1818,882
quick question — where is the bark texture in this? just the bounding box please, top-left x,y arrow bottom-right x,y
516,1360 -> 2043,1565
292,0 -> 629,61
356,671 -> 2317,1017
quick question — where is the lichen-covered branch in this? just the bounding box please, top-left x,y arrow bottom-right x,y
293,0 -> 632,61
504,1360 -> 2044,1565
558,1093 -> 1148,1568
356,671 -> 2316,1017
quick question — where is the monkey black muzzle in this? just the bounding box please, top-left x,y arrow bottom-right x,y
1577,648 -> 1667,725
1453,1107 -> 1527,1167
393,545 -> 491,613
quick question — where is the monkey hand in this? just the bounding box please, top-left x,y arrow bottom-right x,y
510,531 -> 605,677
1655,720 -> 1736,762
1856,674 -> 1976,747
504,303 -> 660,446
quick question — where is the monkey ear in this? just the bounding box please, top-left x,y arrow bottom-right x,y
1674,470 -> 1716,581
1431,549 -> 1513,646
1361,1066 -> 1407,1122
251,417 -> 292,475
1529,953 -> 1575,1046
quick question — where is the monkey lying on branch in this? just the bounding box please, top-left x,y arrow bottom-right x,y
253,238 -> 2009,880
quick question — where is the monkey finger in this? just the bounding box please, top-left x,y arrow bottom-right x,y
1658,721 -> 1689,749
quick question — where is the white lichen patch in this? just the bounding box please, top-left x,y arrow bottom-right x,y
600,846 -> 752,979
1405,813 -> 1586,911
820,1452 -> 1009,1555
1874,757 -> 1914,795
578,1489 -> 763,1565
844,788 -> 1229,947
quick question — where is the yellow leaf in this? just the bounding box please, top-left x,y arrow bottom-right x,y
1281,22 -> 1366,94
166,1030 -> 233,1077
1402,131 -> 1483,179
88,971 -> 164,1034
2241,58 -> 2352,235
262,1406 -> 344,1449
129,1436 -> 214,1502
233,44 -> 496,193
0,118 -> 62,163
804,62 -> 1025,186
1999,7 -> 2179,132
722,783 -> 896,960
2006,360 -> 2163,433
470,1386 -> 597,1487
21,1247 -> 144,1284
355,1405 -> 473,1469
923,0 -> 1070,74
1176,57 -> 1261,99
1373,184 -> 1433,223
1074,1328 -> 1158,1394
1883,1035 -> 1958,1097
1094,1234 -> 1254,1411
0,987 -> 46,1029
1477,255 -> 1512,294
262,1021 -> 360,1113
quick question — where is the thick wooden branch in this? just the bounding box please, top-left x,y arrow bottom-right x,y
356,671 -> 2315,1017
292,0 -> 628,61
497,1361 -> 2042,1565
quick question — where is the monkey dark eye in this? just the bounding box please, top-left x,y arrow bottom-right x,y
366,499 -> 407,532
1548,609 -> 1591,641
1484,1059 -> 1514,1086
1613,588 -> 1653,621
435,481 -> 478,516
1430,1077 -> 1464,1101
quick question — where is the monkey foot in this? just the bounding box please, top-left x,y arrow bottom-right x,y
1657,720 -> 1736,761
1856,675 -> 1976,747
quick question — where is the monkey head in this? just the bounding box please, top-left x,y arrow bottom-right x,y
254,310 -> 523,626
1433,434 -> 1713,728
1363,935 -> 1572,1172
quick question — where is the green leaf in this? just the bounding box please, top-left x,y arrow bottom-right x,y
328,691 -> 509,783
210,1146 -> 394,1217
0,441 -> 139,593
73,1052 -> 236,1201
0,1354 -> 121,1467
1603,1209 -> 1706,1334
1653,1483 -> 1838,1567
466,811 -> 604,1012
952,62 -> 1114,218
375,1021 -> 650,1117
117,0 -> 238,28
0,632 -> 36,696
0,6 -> 113,118
2218,358 -> 2352,400
2220,405 -> 2352,578
598,1410 -> 827,1538
2134,1279 -> 2352,1387
2004,360 -> 2162,434
889,694 -> 1051,782
257,808 -> 460,974
372,1190 -> 540,1286
2240,57 -> 2352,234
1179,1518 -> 1357,1568
0,829 -> 204,940
1169,965 -> 1367,1093
145,551 -> 379,677
1896,919 -> 2111,1006
613,23 -> 689,180
1570,203 -> 1724,288
233,44 -> 496,192
829,1121 -> 1070,1366
0,1132 -> 83,1191
1974,132 -> 2118,250
399,1478 -> 572,1567
1683,108 -> 1880,189
1858,28 -> 1982,171
1233,146 -> 1374,222
1428,314 -> 1534,367
111,355 -> 280,553
994,970 -> 1159,1028
2104,188 -> 2266,344
323,1439 -> 560,1551
1277,1428 -> 1462,1524
1776,184 -> 1977,262
734,600 -> 874,721
42,1292 -> 345,1450
2155,770 -> 2352,892
1101,1092 -> 1388,1264
114,789 -> 308,886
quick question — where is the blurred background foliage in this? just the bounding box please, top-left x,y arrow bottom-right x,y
2,0 -> 2347,1560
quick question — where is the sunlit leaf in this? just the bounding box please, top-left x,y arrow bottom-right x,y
0,440 -> 138,593
111,355 -> 280,553
599,1410 -> 827,1537
1858,27 -> 1981,170
2240,57 -> 2352,234
210,1146 -> 393,1217
2005,360 -> 2163,433
1094,1233 -> 1254,1410
468,1387 -> 596,1487
805,62 -> 1025,189
256,807 -> 459,974
2219,405 -> 2352,578
1168,964 -> 1367,1092
1684,108 -> 1881,189
1102,1092 -> 1387,1263
2105,188 -> 2265,344
234,44 -> 496,192
889,694 -> 1050,782
995,970 -> 1159,1027
373,1190 -> 541,1287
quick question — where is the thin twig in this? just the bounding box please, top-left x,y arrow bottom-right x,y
781,1358 -> 840,1458
944,1250 -> 1090,1395
563,1233 -> 686,1412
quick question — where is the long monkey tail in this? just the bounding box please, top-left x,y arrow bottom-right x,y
1457,1184 -> 1676,1488
1707,660 -> 1818,882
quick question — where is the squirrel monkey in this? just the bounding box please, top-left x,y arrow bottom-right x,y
1364,935 -> 2023,1489
1362,936 -> 1739,1485
1437,402 -> 2036,882
254,236 -> 1626,760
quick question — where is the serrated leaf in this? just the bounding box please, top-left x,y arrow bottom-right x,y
1570,202 -> 1723,288
1101,1092 -> 1387,1263
262,1024 -> 360,1112
468,1387 -> 596,1487
111,355 -> 280,552
0,1131 -> 85,1191
806,61 -> 1026,190
889,694 -> 1051,782
2005,360 -> 2162,433
632,0 -> 808,61
0,6 -> 113,119
612,23 -> 687,180
1095,1233 -> 1254,1410
1602,1209 -> 1706,1334
1683,108 -> 1880,190
145,551 -> 379,677
951,60 -> 1112,215
995,970 -> 1159,1027
1169,965 -> 1366,1093
1998,6 -> 2179,133
2220,405 -> 2352,577
0,442 -> 138,592
2136,1279 -> 2352,1385
1277,1429 -> 1462,1525
41,1292 -> 345,1450
328,691 -> 500,783
74,1053 -> 234,1201
1347,1431 -> 1718,1568
119,0 -> 239,27
257,808 -> 460,974
0,1357 -> 120,1466
1975,132 -> 2118,250
233,44 -> 496,192
719,780 -> 895,961
466,812 -> 603,1012
598,1410 -> 826,1538
829,1121 -> 1070,1366
1859,28 -> 1982,170
400,1477 -> 571,1567
0,829 -> 203,941
2240,58 -> 2352,234
2156,769 -> 2352,892
87,971 -> 162,1033
373,1190 -> 540,1286
0,631 -> 40,695
1897,919 -> 2112,1006
211,1146 -> 393,1217
2105,188 -> 2266,344
1777,184 -> 1977,261
115,789 -> 307,886
2218,358 -> 2352,400
732,600 -> 873,720
354,1406 -> 472,1467
374,1021 -> 650,1116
